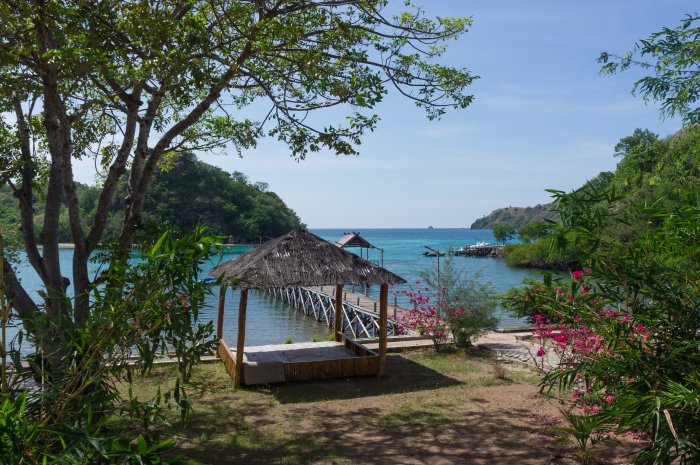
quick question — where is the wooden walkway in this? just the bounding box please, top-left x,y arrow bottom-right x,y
310,285 -> 410,320
265,286 -> 414,339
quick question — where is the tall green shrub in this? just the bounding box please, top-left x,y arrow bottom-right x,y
4,227 -> 220,463
532,188 -> 700,464
418,256 -> 498,349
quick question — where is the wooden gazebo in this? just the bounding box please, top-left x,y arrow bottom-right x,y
336,231 -> 384,266
209,229 -> 405,386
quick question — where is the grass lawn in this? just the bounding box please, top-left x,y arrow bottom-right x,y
121,349 -> 632,465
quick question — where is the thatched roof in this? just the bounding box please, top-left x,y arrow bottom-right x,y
209,229 -> 405,288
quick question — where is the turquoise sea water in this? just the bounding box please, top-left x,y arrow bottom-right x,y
7,229 -> 541,351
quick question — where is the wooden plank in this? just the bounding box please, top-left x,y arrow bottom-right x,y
377,283 -> 388,378
217,339 -> 237,381
235,288 -> 248,387
216,284 -> 227,341
334,284 -> 343,341
284,356 -> 379,382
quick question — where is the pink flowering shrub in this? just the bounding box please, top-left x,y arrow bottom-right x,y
528,271 -> 651,413
396,287 -> 449,351
396,258 -> 498,351
517,183 -> 700,464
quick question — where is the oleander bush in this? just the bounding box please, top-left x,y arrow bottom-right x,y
398,257 -> 498,351
510,186 -> 700,465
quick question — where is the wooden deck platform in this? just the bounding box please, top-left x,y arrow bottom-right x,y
218,335 -> 378,385
238,341 -> 360,363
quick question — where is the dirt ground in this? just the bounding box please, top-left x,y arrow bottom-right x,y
130,350 -> 636,465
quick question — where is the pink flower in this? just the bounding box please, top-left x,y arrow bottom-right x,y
581,406 -> 589,415
604,395 -> 615,404
536,347 -> 546,357
586,269 -> 593,275
572,270 -> 584,280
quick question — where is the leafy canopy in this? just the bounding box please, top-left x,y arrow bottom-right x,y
599,15 -> 700,126
0,0 -> 478,326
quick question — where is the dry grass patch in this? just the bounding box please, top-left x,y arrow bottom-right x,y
116,349 -> 631,464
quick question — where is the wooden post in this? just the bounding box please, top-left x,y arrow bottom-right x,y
234,288 -> 248,387
216,283 -> 227,342
334,284 -> 343,342
377,284 -> 388,378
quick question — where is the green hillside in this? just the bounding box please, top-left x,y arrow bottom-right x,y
470,203 -> 554,229
503,126 -> 700,269
0,154 -> 303,244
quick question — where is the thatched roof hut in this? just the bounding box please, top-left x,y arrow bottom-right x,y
210,229 -> 405,386
209,228 -> 404,288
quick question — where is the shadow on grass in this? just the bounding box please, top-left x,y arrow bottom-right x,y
265,354 -> 462,404
159,352 -> 577,465
175,403 -> 564,465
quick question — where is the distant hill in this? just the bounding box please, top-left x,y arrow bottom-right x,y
0,153 -> 303,244
138,153 -> 303,242
470,204 -> 554,229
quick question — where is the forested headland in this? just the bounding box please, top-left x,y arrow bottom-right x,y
0,153 -> 303,244
470,203 -> 553,230
481,125 -> 700,269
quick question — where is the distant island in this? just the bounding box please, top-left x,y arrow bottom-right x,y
470,204 -> 554,229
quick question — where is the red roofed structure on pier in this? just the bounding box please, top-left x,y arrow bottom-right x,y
335,232 -> 384,266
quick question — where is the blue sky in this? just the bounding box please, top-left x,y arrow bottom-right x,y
78,1 -> 699,227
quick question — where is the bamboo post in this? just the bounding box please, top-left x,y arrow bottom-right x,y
234,288 -> 248,387
377,284 -> 388,378
334,284 -> 343,342
216,283 -> 227,341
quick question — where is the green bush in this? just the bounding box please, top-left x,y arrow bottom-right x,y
417,256 -> 499,350
504,238 -> 578,270
4,227 -> 220,463
0,390 -> 201,464
532,187 -> 700,464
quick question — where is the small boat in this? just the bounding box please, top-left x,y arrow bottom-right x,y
423,250 -> 445,257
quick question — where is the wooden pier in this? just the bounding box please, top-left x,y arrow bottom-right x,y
453,244 -> 504,257
265,285 -> 412,339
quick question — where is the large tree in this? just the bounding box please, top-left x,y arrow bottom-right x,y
599,14 -> 700,126
0,1 -> 476,345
